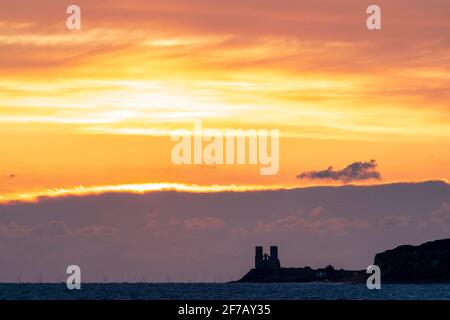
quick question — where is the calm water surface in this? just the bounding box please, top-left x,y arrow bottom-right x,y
1,283 -> 450,300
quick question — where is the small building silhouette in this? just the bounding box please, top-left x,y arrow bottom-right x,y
255,246 -> 281,270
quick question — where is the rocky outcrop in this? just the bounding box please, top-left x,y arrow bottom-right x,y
374,238 -> 450,282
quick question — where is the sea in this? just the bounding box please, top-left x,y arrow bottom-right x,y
0,283 -> 450,300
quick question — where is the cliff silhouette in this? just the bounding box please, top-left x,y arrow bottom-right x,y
375,238 -> 450,283
238,239 -> 450,283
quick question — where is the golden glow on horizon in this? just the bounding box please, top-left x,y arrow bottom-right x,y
1,180 -> 447,204
0,182 -> 295,204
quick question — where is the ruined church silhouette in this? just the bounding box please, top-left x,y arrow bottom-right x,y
255,246 -> 281,270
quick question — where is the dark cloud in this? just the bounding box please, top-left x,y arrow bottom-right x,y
74,225 -> 118,237
169,216 -> 227,231
379,216 -> 410,227
297,160 -> 381,183
0,222 -> 27,237
254,215 -> 368,234
30,221 -> 69,237
0,181 -> 448,282
431,202 -> 450,226
0,220 -> 118,238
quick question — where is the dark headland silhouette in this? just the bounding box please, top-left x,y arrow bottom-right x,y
238,238 -> 450,283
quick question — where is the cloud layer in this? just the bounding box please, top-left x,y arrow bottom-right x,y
0,181 -> 449,282
297,160 -> 382,183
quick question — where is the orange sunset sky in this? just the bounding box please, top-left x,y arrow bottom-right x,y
1,0 -> 449,200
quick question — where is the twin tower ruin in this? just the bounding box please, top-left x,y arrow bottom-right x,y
255,246 -> 281,270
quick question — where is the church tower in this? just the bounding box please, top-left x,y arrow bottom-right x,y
255,245 -> 281,270
255,246 -> 264,269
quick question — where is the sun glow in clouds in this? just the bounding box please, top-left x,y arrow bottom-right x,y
0,183 -> 294,204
